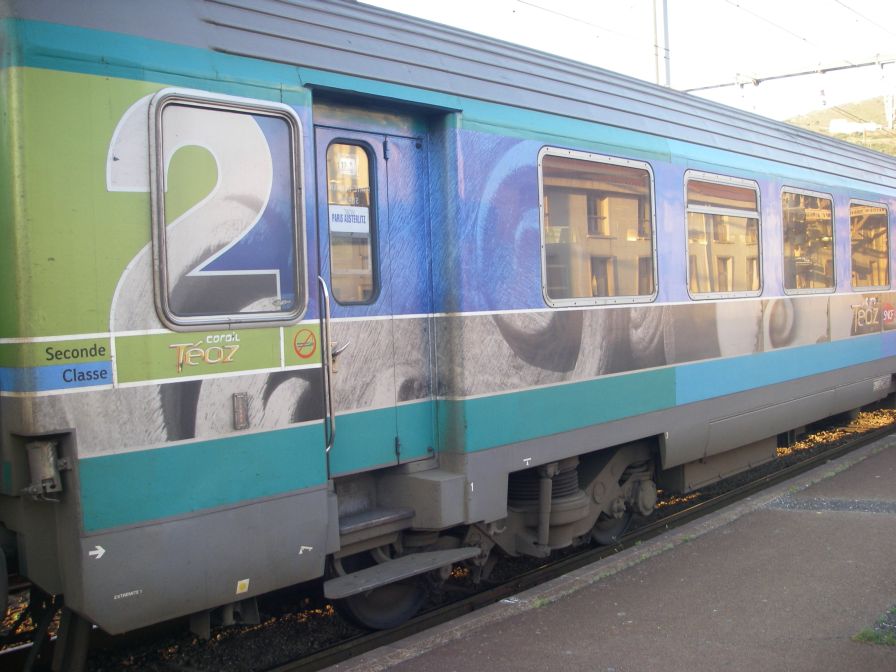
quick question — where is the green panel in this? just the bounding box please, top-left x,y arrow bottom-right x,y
79,423 -> 327,531
114,329 -> 279,383
283,323 -> 322,366
440,368 -> 677,453
165,145 -> 218,224
10,63 -> 308,338
0,64 -> 23,337
0,338 -> 111,368
0,343 -> 16,369
18,66 -> 158,336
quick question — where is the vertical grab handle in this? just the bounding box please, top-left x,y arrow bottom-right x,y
318,276 -> 336,461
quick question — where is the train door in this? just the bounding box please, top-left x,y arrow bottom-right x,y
315,126 -> 434,475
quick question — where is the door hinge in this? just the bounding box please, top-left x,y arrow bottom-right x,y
383,138 -> 390,160
394,436 -> 401,459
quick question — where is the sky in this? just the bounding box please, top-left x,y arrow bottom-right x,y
362,0 -> 896,122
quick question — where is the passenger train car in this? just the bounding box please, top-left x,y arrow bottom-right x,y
2,0 -> 896,666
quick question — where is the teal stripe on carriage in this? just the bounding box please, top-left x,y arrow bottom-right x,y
441,368 -> 676,453
676,335 -> 883,405
327,400 -> 436,475
79,423 -> 327,532
4,18 -> 304,98
327,406 -> 398,476
441,336 -> 886,454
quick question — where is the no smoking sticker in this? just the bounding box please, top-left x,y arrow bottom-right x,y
293,328 -> 317,359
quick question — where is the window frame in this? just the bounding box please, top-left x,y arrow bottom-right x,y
684,170 -> 762,300
148,88 -> 307,330
324,140 -> 381,306
781,186 -> 836,295
538,146 -> 658,308
849,198 -> 891,291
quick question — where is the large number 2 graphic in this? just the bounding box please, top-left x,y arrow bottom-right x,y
106,90 -> 295,331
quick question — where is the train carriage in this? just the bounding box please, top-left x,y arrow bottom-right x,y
2,0 -> 896,667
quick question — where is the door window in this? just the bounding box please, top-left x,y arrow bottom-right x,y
326,143 -> 377,304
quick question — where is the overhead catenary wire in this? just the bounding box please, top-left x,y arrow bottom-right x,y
690,0 -> 896,92
686,0 -> 896,138
373,0 -> 894,134
514,0 -> 661,70
721,0 -> 847,64
516,0 -> 636,41
535,0 -> 896,139
833,0 -> 896,41
683,57 -> 896,92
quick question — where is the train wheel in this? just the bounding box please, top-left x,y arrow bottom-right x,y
591,510 -> 633,545
331,551 -> 427,630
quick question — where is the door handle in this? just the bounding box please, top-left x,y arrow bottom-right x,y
318,276 -> 336,462
332,340 -> 351,359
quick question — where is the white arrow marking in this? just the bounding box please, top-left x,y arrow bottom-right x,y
88,545 -> 106,560
298,545 -> 314,555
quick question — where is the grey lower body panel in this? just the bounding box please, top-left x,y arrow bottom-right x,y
66,487 -> 329,634
439,360 -> 895,525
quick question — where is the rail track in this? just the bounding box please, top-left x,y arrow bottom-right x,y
4,409 -> 895,672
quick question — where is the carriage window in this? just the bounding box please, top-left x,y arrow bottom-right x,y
782,189 -> 834,292
850,201 -> 889,289
540,149 -> 655,304
150,90 -> 305,328
327,143 -> 376,304
686,173 -> 761,297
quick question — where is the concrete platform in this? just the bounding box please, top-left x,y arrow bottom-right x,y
331,434 -> 896,672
